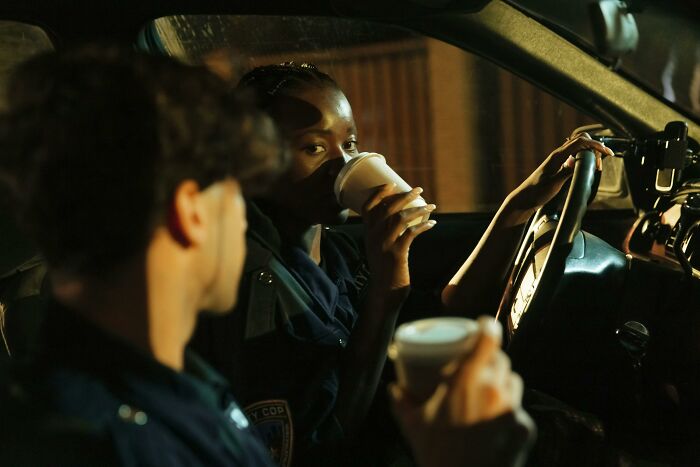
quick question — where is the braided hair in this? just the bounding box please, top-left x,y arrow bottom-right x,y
237,62 -> 338,109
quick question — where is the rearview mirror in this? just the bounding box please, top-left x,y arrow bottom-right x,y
589,0 -> 639,57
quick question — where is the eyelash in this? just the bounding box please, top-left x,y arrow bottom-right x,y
303,144 -> 326,155
301,139 -> 359,156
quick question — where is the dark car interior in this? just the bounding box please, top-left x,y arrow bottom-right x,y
2,0 -> 700,464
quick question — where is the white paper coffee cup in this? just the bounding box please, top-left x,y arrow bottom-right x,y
388,317 -> 479,402
334,152 -> 430,226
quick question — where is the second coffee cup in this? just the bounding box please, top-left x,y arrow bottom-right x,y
334,152 -> 430,226
388,317 -> 480,403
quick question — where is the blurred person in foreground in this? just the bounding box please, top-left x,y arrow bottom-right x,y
0,45 -> 285,466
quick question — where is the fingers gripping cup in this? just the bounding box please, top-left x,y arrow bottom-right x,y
334,152 -> 430,227
388,317 -> 479,403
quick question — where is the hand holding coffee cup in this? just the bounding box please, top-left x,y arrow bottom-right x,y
389,317 -> 522,417
337,152 -> 436,293
334,152 -> 432,228
389,317 -> 534,467
388,317 -> 481,403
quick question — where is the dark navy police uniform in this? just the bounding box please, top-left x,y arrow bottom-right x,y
0,302 -> 275,467
192,201 -> 375,466
192,202 -> 428,466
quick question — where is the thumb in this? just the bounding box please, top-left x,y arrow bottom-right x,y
553,155 -> 575,181
459,317 -> 502,382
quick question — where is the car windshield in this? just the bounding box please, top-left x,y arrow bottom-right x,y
144,14 -> 633,213
511,0 -> 700,123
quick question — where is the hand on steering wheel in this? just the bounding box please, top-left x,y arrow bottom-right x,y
498,137 -> 610,335
503,134 -> 613,227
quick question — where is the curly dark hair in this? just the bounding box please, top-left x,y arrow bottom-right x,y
0,45 -> 287,275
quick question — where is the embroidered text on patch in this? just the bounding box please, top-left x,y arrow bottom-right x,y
245,399 -> 293,467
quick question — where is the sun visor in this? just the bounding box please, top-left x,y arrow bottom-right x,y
330,0 -> 491,19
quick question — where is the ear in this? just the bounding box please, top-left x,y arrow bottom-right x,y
168,180 -> 207,248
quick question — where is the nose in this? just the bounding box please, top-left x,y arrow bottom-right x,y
328,148 -> 353,179
328,143 -> 353,161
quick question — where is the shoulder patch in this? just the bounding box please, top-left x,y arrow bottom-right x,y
244,399 -> 293,467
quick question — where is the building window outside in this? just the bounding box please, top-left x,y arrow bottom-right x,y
151,15 -> 621,213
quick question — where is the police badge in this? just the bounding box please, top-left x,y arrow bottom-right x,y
244,399 -> 294,466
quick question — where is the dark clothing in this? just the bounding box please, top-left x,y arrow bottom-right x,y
192,202 -> 374,465
1,303 -> 274,467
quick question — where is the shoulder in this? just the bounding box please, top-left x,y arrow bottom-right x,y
2,360 -> 273,467
27,367 -> 179,464
0,364 -> 119,466
245,232 -> 276,273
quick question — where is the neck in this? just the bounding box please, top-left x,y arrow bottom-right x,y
52,244 -> 198,372
297,225 -> 323,264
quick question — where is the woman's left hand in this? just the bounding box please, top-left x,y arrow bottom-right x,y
505,133 -> 614,225
361,184 -> 437,293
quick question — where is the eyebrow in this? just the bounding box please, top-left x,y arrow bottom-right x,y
296,129 -> 333,136
293,127 -> 358,138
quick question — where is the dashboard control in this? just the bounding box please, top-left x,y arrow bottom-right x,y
615,320 -> 650,368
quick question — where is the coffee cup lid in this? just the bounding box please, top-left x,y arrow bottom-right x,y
389,317 -> 478,361
334,152 -> 385,205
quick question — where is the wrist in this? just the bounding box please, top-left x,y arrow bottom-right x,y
366,283 -> 410,310
499,191 -> 538,228
366,261 -> 411,296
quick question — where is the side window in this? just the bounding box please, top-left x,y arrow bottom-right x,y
148,15 -> 623,212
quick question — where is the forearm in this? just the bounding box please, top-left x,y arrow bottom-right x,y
441,194 -> 534,317
333,285 -> 407,435
442,134 -> 612,317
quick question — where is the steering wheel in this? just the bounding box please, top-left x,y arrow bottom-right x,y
496,150 -> 598,342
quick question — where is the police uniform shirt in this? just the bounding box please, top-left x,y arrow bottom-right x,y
191,201 -> 371,466
27,302 -> 275,467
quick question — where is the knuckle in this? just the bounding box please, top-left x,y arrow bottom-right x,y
390,215 -> 404,229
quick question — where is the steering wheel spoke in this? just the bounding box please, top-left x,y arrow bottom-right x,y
497,150 -> 598,340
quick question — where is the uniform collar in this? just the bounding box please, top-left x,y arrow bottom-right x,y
40,301 -> 231,408
246,199 -> 283,257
